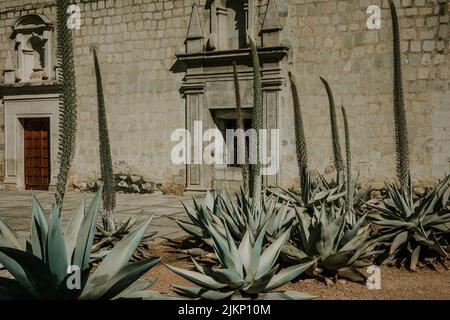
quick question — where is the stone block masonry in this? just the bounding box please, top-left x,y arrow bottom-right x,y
0,0 -> 448,193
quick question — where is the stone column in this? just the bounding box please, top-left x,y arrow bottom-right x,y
183,82 -> 207,192
3,51 -> 15,84
262,72 -> 283,187
42,30 -> 52,80
246,0 -> 255,45
15,33 -> 24,82
216,5 -> 228,50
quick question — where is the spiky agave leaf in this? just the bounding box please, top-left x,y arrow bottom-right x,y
54,0 -> 79,212
166,225 -> 316,300
366,175 -> 450,270
177,190 -> 289,245
320,77 -> 344,184
93,213 -> 157,262
276,171 -> 346,211
389,0 -> 410,190
281,203 -> 376,283
289,72 -> 309,195
93,48 -> 116,232
249,36 -> 263,206
0,188 -> 161,300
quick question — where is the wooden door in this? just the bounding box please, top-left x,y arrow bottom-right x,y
23,118 -> 50,190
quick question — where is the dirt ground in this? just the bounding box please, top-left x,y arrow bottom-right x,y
1,239 -> 449,300
145,240 -> 450,300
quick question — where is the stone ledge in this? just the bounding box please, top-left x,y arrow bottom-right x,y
0,80 -> 59,96
176,46 -> 289,69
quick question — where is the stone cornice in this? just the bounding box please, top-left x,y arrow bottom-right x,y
176,46 -> 289,69
0,80 -> 59,97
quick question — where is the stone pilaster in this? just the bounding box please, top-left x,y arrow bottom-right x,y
3,51 -> 15,84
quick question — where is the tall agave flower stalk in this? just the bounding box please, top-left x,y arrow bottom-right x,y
55,0 -> 78,212
389,0 -> 410,190
342,106 -> 355,224
249,37 -> 263,205
93,48 -> 116,232
288,72 -> 309,192
320,77 -> 344,185
232,61 -> 249,193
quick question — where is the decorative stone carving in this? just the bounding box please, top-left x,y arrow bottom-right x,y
9,14 -> 54,83
0,14 -> 59,191
186,4 -> 204,54
207,0 -> 255,51
260,0 -> 282,47
175,3 -> 287,193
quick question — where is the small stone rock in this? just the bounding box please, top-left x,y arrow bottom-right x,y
119,175 -> 127,181
130,175 -> 141,184
117,181 -> 128,188
76,182 -> 87,190
324,277 -> 335,286
131,184 -> 140,193
142,182 -> 154,193
87,181 -> 97,189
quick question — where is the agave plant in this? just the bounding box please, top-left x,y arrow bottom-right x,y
93,213 -> 157,262
176,189 -> 294,245
281,203 -> 378,283
0,188 -> 160,300
289,72 -> 309,192
93,48 -> 116,232
321,77 -> 344,185
366,175 -> 450,270
249,36 -> 263,204
166,223 -> 316,300
54,0 -> 79,211
389,0 -> 410,190
278,171 -> 346,210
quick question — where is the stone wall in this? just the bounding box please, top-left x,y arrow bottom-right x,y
0,0 -> 449,194
277,0 -> 450,190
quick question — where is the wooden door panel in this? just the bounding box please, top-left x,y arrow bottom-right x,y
23,118 -> 50,190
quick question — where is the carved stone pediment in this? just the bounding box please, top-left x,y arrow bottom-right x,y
184,0 -> 283,55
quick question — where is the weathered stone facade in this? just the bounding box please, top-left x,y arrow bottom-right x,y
0,0 -> 449,194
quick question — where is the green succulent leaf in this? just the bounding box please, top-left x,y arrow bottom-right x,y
265,259 -> 316,291
73,187 -> 103,270
165,264 -> 226,290
172,285 -> 235,300
47,204 -> 69,283
0,220 -> 22,250
64,195 -> 85,262
390,231 -> 409,254
85,218 -> 153,293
